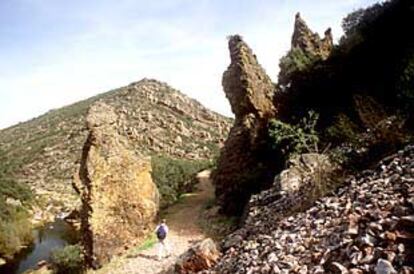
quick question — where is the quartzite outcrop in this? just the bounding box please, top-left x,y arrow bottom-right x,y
291,12 -> 333,60
213,14 -> 336,215
212,35 -> 279,215
278,13 -> 333,88
75,102 -> 159,267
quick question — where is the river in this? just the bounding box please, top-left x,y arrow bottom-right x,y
0,219 -> 79,274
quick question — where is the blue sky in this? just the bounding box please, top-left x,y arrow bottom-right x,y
0,0 -> 381,129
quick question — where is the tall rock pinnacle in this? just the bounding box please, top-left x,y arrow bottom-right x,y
212,35 -> 279,215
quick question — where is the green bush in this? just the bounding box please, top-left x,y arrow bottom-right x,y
269,111 -> 320,158
325,113 -> 361,144
0,167 -> 34,258
0,204 -> 33,259
279,47 -> 318,85
398,50 -> 414,112
151,155 -> 212,208
50,244 -> 85,274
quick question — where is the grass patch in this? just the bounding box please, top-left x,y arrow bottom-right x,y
127,234 -> 158,257
136,234 -> 158,252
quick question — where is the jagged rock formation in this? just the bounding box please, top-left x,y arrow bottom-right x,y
212,35 -> 279,215
278,13 -> 333,88
205,145 -> 414,273
212,16 -> 334,216
75,102 -> 159,267
0,78 -> 231,219
291,12 -> 333,60
175,238 -> 220,274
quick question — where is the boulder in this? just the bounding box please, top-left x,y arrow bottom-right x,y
175,238 -> 221,274
75,102 -> 159,267
212,35 -> 279,215
276,153 -> 336,193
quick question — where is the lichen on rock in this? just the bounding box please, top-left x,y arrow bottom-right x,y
75,102 -> 159,267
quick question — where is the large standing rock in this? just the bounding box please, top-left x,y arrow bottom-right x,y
212,35 -> 280,215
175,238 -> 220,274
75,102 -> 159,267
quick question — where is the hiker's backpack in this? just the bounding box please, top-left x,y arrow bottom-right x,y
156,225 -> 167,240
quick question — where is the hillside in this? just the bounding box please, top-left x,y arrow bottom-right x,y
0,78 -> 231,218
209,145 -> 414,273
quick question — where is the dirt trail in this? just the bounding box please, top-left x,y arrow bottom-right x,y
98,170 -> 213,274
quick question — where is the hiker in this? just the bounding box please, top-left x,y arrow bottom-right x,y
155,219 -> 170,260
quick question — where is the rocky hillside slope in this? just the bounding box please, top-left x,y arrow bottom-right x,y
207,145 -> 414,273
0,78 -> 231,216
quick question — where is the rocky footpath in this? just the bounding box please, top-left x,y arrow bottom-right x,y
206,145 -> 414,273
212,35 -> 279,215
74,102 -> 159,267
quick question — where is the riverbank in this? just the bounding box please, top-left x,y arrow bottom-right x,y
0,219 -> 78,274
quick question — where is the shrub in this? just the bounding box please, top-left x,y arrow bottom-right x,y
325,113 -> 361,144
340,2 -> 388,46
269,111 -> 320,158
0,170 -> 33,258
397,50 -> 414,112
151,155 -> 212,208
0,204 -> 33,259
354,94 -> 409,147
288,154 -> 343,206
279,48 -> 318,86
50,244 -> 85,274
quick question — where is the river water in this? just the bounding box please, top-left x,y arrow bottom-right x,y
0,219 -> 79,274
